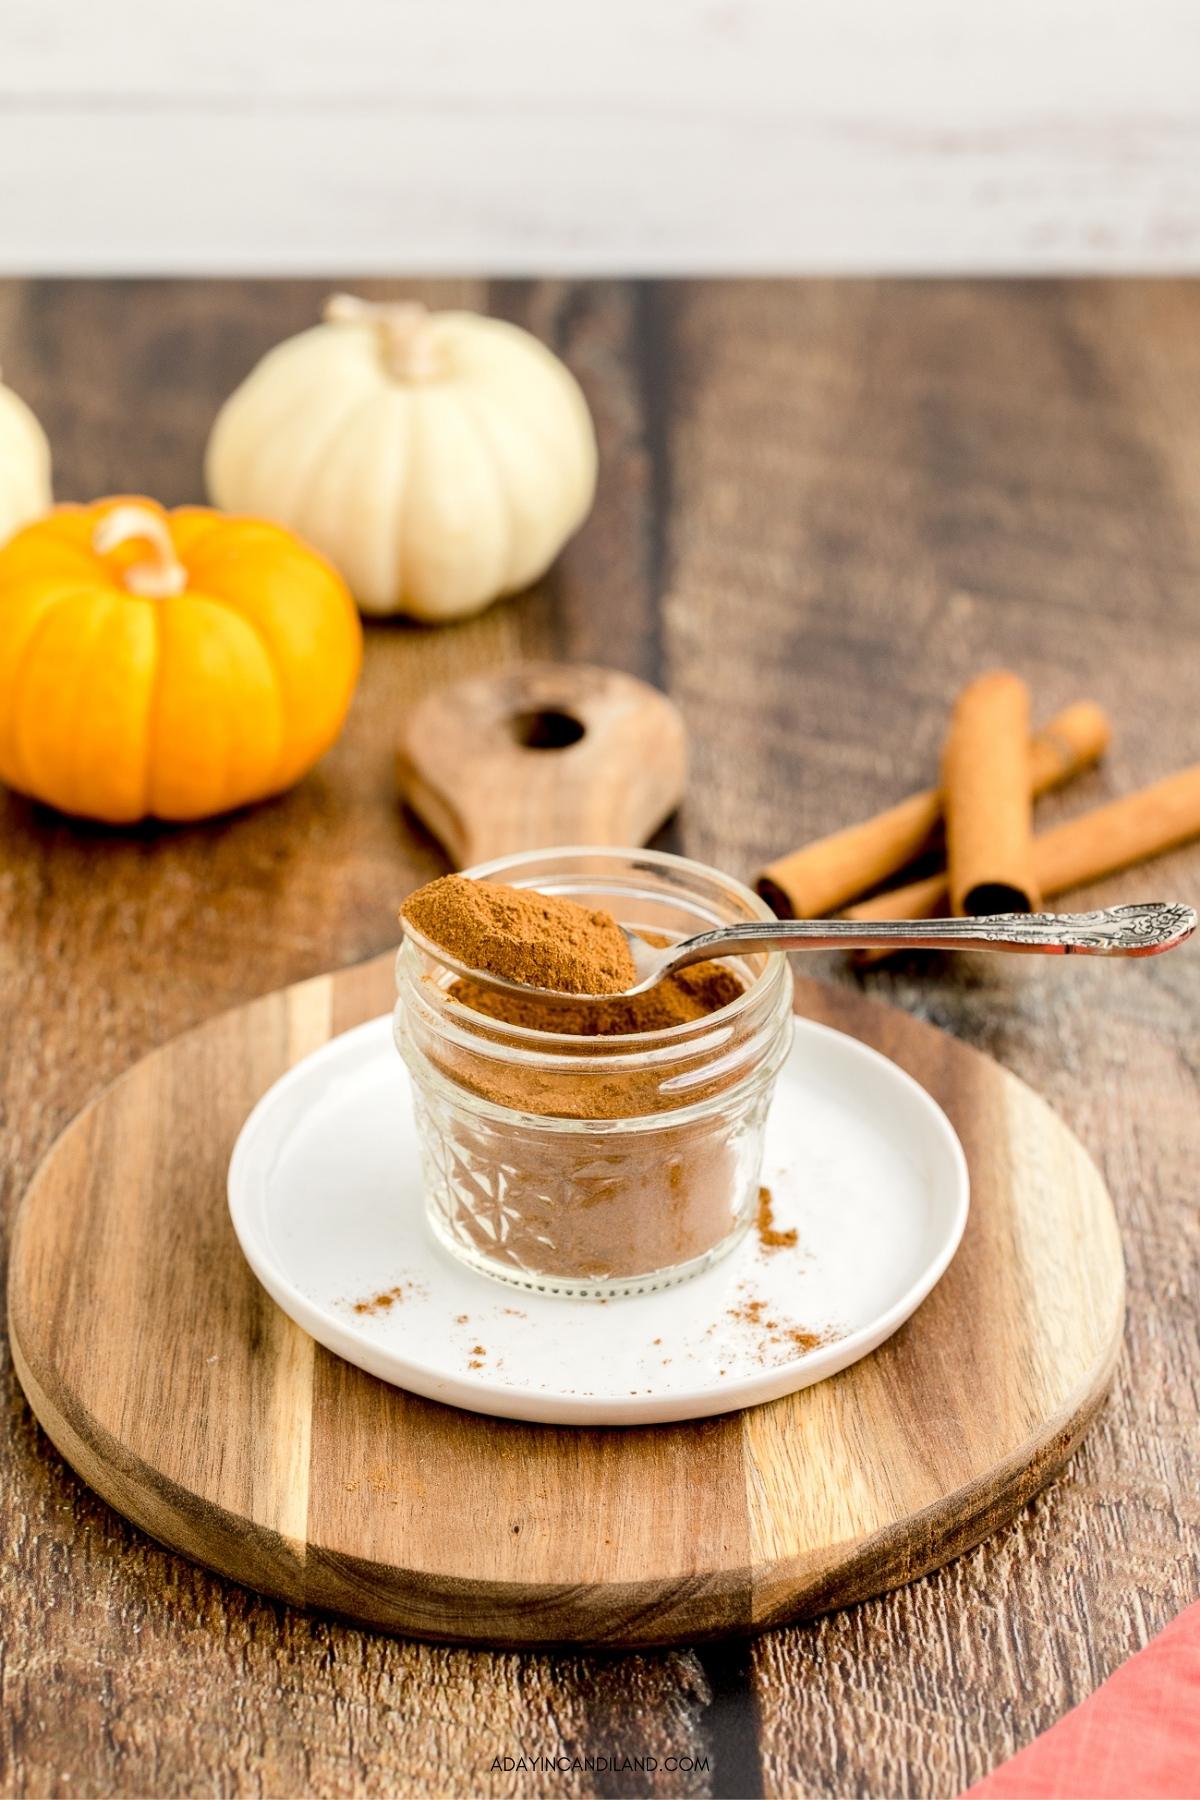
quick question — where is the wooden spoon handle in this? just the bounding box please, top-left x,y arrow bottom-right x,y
396,663 -> 687,867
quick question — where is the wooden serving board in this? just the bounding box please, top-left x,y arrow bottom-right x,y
9,955 -> 1123,1649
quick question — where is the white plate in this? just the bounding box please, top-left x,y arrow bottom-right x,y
228,1014 -> 969,1426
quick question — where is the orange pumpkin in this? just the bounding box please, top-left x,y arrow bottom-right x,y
0,499 -> 362,823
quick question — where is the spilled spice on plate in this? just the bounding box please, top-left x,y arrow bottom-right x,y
347,1275 -> 426,1316
756,1184 -> 798,1251
727,1291 -> 830,1359
352,1285 -> 406,1315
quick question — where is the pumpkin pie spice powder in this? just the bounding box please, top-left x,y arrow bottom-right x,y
401,874 -> 744,1047
399,877 -> 832,1361
402,874 -> 639,997
399,874 -> 759,1280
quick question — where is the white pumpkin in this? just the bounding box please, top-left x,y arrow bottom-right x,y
0,375 -> 51,545
205,296 -> 598,622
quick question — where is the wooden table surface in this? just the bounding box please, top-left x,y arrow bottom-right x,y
2,278 -> 1198,1799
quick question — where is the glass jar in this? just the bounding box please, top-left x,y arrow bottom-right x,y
393,848 -> 794,1298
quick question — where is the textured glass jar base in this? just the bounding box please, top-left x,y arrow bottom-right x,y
407,1074 -> 774,1301
425,1200 -> 754,1299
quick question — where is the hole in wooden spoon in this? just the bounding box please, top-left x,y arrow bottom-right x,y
509,709 -> 586,750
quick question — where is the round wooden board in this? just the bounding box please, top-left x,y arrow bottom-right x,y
8,955 -> 1124,1648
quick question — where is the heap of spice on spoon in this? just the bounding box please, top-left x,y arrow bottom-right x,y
401,874 -> 1195,1013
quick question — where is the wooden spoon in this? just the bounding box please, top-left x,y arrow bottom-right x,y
396,662 -> 686,865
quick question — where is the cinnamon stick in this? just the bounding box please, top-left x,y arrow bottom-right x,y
846,763 -> 1200,963
755,700 -> 1110,919
942,671 -> 1040,915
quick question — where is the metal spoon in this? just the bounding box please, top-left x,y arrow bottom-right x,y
404,899 -> 1196,1006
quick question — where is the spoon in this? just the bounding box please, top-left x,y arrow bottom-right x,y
404,899 -> 1196,1005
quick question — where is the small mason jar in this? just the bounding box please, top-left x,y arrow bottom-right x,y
393,848 -> 794,1298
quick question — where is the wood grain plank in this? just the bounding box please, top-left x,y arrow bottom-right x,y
3,4 -> 1200,274
7,0 -> 1197,112
661,276 -> 1200,1796
0,277 -> 712,1798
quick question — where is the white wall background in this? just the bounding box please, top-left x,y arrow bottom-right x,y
3,0 -> 1199,273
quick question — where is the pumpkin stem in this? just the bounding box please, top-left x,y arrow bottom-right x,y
93,504 -> 188,599
324,293 -> 443,382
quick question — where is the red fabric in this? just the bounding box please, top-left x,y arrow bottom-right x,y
964,1601 -> 1200,1799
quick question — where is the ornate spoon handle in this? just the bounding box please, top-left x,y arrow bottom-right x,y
669,902 -> 1197,967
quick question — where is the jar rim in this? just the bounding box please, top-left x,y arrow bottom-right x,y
400,844 -> 788,1051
